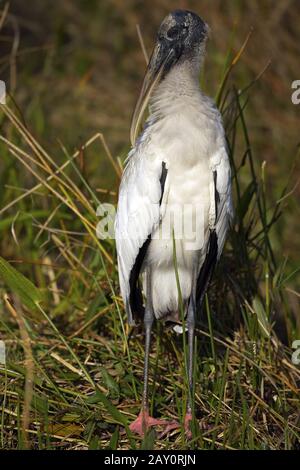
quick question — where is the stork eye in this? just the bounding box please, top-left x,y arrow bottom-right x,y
167,25 -> 188,40
167,26 -> 180,39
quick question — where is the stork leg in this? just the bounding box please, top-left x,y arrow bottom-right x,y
130,305 -> 167,435
184,291 -> 196,439
157,294 -> 197,440
130,270 -> 178,436
142,303 -> 154,411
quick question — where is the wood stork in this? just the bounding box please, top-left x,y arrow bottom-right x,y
115,9 -> 233,437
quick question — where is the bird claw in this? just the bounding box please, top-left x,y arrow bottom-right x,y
157,413 -> 194,439
130,409 -> 194,439
158,420 -> 180,438
129,409 -> 177,437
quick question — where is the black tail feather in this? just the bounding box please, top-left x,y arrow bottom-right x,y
196,230 -> 218,312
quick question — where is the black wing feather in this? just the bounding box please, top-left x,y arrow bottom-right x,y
128,162 -> 168,321
196,171 -> 220,310
196,229 -> 218,311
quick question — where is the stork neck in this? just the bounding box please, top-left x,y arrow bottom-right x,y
149,60 -> 202,117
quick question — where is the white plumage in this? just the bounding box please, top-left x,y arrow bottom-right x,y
114,9 -> 233,436
115,61 -> 232,322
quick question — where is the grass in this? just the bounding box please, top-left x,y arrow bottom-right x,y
0,1 -> 299,451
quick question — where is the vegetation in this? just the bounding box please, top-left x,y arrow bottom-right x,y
0,1 -> 299,450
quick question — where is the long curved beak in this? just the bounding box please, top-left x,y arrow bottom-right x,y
130,43 -> 174,146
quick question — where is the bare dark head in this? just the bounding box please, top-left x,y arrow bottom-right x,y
130,10 -> 209,145
157,10 -> 208,65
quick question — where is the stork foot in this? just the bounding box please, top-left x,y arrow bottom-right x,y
129,409 -> 178,437
158,412 -> 194,439
184,411 -> 193,439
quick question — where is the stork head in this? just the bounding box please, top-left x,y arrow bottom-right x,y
130,10 -> 209,145
156,10 -> 209,66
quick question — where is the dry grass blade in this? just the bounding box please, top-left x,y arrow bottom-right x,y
0,132 -> 108,217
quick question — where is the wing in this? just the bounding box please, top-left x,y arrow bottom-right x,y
115,142 -> 168,325
210,144 -> 233,258
196,143 -> 233,308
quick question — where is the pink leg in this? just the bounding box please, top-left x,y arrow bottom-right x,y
184,411 -> 193,439
130,409 -> 179,437
130,409 -> 194,439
